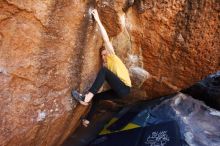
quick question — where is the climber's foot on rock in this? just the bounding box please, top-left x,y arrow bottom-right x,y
71,90 -> 89,106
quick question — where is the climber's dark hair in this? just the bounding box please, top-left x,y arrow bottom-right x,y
100,46 -> 105,55
100,46 -> 105,51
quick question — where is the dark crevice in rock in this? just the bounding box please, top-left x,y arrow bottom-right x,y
73,0 -> 96,92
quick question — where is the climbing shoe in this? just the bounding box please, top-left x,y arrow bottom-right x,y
71,90 -> 89,106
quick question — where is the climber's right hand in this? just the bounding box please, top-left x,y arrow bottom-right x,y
91,9 -> 99,21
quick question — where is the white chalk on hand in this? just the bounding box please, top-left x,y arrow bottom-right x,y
88,8 -> 93,15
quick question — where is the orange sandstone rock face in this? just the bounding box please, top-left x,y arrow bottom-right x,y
0,0 -> 100,145
0,0 -> 219,145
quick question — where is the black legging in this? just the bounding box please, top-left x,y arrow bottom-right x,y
86,67 -> 130,120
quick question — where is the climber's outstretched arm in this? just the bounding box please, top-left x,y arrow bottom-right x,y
91,9 -> 115,54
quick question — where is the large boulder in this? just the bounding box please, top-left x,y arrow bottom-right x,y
0,0 -> 219,145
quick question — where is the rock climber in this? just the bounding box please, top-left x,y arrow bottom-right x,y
72,9 -> 132,127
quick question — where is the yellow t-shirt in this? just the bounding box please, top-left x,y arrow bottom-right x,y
106,54 -> 132,87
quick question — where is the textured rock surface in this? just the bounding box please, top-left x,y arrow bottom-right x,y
0,0 -> 219,145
